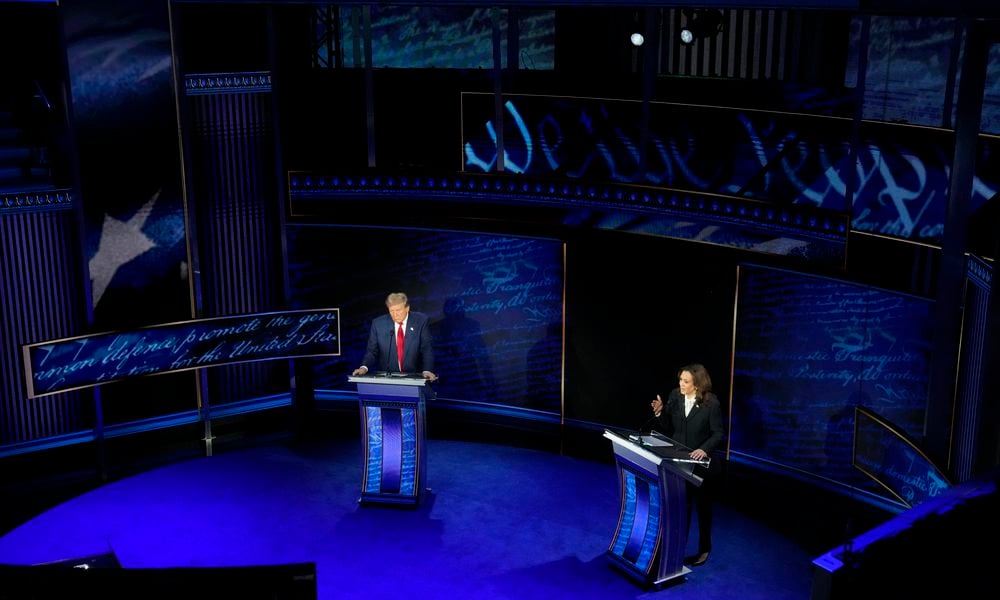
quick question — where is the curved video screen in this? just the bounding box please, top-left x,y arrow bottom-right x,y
730,264 -> 933,501
286,226 -> 564,413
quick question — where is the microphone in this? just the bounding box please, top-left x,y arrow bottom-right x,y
389,328 -> 398,372
630,417 -> 658,448
638,414 -> 659,434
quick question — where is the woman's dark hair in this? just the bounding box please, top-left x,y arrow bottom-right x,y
678,363 -> 713,402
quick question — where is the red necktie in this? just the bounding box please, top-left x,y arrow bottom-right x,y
396,323 -> 405,371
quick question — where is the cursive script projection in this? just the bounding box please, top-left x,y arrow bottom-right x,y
853,407 -> 950,508
430,234 -> 563,410
23,309 -> 340,398
285,226 -> 563,412
461,94 -> 999,244
847,15 -> 1000,133
730,265 -> 931,495
339,6 -> 554,69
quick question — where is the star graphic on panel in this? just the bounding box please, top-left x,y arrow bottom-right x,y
89,190 -> 160,307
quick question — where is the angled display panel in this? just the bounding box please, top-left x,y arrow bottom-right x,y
853,405 -> 951,508
22,309 -> 340,398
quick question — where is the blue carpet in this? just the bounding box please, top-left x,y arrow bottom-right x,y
0,437 -> 814,599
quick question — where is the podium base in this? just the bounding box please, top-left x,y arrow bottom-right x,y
653,566 -> 691,586
607,551 -> 690,589
359,493 -> 420,506
358,487 -> 435,509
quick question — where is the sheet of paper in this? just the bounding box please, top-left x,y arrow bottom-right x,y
641,435 -> 672,447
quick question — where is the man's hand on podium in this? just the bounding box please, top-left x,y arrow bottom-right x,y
352,365 -> 369,377
422,371 -> 438,382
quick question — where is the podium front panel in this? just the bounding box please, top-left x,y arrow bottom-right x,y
362,402 -> 419,498
351,376 -> 429,506
603,429 -> 696,586
608,458 -> 662,578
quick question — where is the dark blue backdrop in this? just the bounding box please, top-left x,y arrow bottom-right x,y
287,225 -> 564,413
731,264 -> 933,501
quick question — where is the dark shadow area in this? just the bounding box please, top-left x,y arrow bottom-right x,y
826,469 -> 1000,600
0,562 -> 317,600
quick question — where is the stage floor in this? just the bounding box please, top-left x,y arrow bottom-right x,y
0,436 -> 814,599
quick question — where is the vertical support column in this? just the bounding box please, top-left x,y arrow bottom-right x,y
927,19 -> 989,472
954,257 -> 991,481
184,73 -> 284,419
638,7 -> 657,178
492,7 -> 505,173
982,222 -> 1000,472
363,6 -> 375,168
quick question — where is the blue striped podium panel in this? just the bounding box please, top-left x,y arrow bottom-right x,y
603,429 -> 708,587
350,375 -> 431,506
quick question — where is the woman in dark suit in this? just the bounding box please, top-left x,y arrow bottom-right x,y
650,363 -> 725,567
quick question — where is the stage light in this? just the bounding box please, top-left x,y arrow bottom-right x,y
630,32 -> 644,47
679,8 -> 724,45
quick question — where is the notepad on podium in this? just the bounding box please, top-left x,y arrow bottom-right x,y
628,433 -> 672,447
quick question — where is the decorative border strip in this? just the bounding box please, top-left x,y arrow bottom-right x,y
0,189 -> 74,214
184,71 -> 272,95
288,171 -> 849,242
967,254 -> 993,291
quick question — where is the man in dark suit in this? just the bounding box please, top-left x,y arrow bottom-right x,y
352,292 -> 437,380
650,363 -> 724,567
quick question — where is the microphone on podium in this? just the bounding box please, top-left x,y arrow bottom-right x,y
629,416 -> 659,446
638,415 -> 659,434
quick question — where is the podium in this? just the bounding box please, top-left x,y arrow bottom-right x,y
349,374 -> 431,505
603,428 -> 709,586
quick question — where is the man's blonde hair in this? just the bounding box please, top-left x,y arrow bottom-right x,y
386,292 -> 408,307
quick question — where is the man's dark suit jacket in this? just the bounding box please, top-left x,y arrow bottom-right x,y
360,311 -> 435,374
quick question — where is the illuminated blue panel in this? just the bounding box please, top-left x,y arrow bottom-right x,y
622,474 -> 649,562
364,406 -> 383,494
637,483 -> 661,573
362,403 -> 421,501
399,407 -> 418,496
610,466 -> 661,576
610,470 -> 638,559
